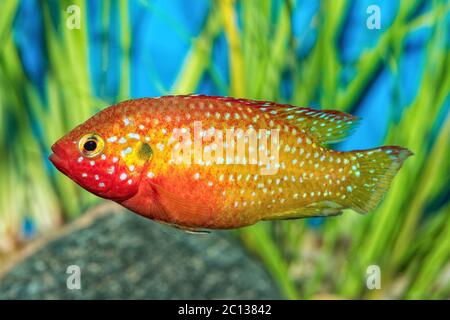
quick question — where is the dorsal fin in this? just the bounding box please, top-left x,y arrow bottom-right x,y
186,96 -> 360,144
275,107 -> 360,144
247,100 -> 360,144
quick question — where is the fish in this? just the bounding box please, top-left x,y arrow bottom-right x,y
49,94 -> 412,231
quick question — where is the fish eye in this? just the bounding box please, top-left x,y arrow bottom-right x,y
84,140 -> 97,151
78,134 -> 105,158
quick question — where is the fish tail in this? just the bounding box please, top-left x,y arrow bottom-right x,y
342,146 -> 413,214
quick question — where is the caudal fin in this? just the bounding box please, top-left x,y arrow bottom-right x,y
343,146 -> 413,214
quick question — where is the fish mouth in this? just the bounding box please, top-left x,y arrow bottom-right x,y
49,143 -> 71,176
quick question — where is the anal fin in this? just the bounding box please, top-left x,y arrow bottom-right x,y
263,201 -> 343,221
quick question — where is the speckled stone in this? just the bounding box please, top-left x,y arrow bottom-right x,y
0,212 -> 282,299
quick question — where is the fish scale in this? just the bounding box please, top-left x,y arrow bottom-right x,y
49,95 -> 412,231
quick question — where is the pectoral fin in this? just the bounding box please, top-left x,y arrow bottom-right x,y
148,181 -> 213,229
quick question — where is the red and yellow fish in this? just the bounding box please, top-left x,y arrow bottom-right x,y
49,95 -> 412,232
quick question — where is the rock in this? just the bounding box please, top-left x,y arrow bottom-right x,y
0,209 -> 282,299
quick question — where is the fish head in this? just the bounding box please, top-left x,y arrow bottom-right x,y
49,109 -> 153,201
